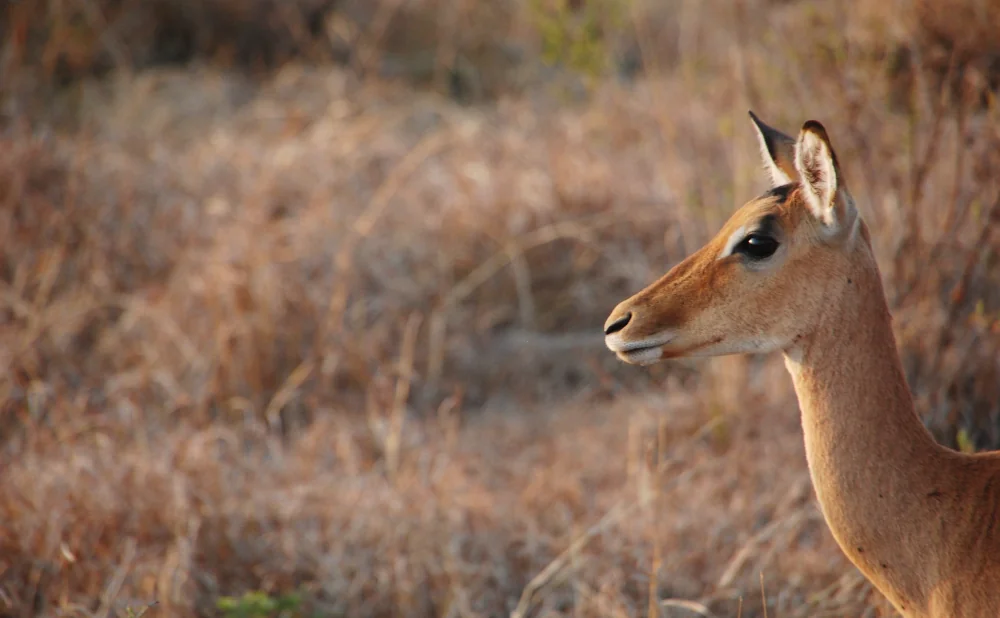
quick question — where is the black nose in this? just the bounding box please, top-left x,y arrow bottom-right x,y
604,312 -> 632,335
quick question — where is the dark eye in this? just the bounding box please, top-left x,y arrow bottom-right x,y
734,234 -> 780,260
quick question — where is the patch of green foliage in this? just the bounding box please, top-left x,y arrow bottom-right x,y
217,591 -> 304,618
123,604 -> 157,618
528,0 -> 628,79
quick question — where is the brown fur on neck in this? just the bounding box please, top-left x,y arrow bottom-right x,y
784,220 -> 1000,616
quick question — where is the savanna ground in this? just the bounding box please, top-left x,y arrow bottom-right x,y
2,0 -> 1000,616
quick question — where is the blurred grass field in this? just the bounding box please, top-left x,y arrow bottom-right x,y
2,0 -> 1000,616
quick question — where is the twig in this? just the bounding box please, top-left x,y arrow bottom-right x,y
355,0 -> 407,77
660,598 -> 717,617
264,360 -> 315,431
127,601 -> 159,618
95,538 -> 137,618
385,312 -> 422,482
80,0 -> 130,75
927,190 -> 1000,376
717,478 -> 812,588
759,571 -> 768,618
511,499 -> 638,618
513,462 -> 702,618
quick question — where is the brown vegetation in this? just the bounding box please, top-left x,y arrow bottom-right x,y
1,0 -> 998,616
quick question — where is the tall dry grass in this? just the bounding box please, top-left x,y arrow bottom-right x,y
1,0 -> 999,617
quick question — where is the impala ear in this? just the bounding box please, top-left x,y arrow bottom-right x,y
794,120 -> 857,237
748,110 -> 797,187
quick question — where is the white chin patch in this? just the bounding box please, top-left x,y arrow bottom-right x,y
619,346 -> 664,365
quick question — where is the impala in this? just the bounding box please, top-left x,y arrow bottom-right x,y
603,112 -> 1000,617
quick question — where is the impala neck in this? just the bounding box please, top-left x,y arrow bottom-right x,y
782,236 -> 948,610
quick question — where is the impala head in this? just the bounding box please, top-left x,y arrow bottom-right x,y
605,111 -> 868,365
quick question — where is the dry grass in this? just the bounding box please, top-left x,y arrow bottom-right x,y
2,0 -> 999,617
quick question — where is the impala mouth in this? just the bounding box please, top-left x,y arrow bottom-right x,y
604,332 -> 674,365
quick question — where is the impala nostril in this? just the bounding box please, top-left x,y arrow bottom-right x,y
604,312 -> 632,335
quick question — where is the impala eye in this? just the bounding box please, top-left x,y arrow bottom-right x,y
734,234 -> 779,260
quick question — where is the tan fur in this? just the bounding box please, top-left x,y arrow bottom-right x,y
603,113 -> 1000,617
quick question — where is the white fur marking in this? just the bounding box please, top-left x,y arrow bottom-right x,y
752,123 -> 793,186
624,346 -> 665,366
718,226 -> 748,260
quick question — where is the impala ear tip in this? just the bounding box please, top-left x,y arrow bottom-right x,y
801,120 -> 829,140
798,121 -> 837,162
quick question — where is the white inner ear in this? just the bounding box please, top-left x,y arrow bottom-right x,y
753,129 -> 793,187
795,131 -> 838,230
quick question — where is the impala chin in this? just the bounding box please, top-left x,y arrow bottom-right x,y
617,345 -> 665,365
604,331 -> 674,365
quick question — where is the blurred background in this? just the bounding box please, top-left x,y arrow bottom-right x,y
1,0 -> 999,616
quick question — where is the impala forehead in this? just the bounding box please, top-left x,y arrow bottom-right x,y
715,200 -> 789,246
749,181 -> 807,221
